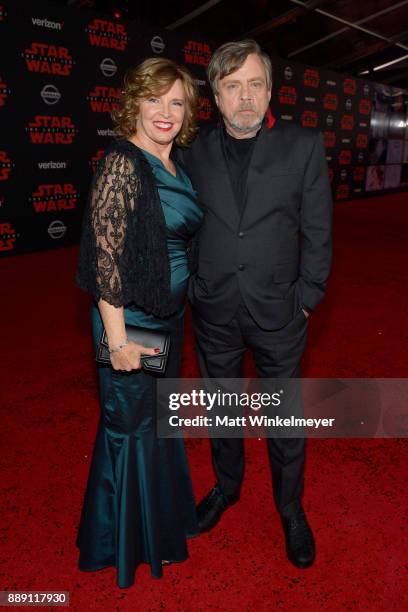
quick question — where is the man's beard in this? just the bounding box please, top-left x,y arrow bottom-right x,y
226,108 -> 264,134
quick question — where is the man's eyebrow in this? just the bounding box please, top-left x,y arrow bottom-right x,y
223,77 -> 265,82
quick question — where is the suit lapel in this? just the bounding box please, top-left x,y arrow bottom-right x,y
202,114 -> 280,232
207,126 -> 240,231
242,120 -> 282,226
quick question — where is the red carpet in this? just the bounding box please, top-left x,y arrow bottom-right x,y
1,192 -> 407,610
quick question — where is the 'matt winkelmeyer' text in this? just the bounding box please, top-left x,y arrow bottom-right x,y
168,415 -> 335,428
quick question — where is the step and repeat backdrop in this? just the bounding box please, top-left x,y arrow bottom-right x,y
1,0 -> 407,256
270,58 -> 408,200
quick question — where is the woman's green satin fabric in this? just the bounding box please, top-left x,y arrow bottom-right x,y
76,150 -> 203,588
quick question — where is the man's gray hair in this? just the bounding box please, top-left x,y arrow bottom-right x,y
207,39 -> 272,95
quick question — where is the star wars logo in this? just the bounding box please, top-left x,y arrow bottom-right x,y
339,150 -> 352,165
336,184 -> 349,200
30,183 -> 79,213
278,85 -> 297,105
0,75 -> 9,107
359,99 -> 371,115
88,86 -> 120,113
90,149 -> 105,173
343,78 -> 356,95
323,93 -> 337,111
26,115 -> 77,145
341,115 -> 354,131
86,19 -> 129,51
356,134 -> 368,149
353,167 -> 365,182
0,222 -> 17,251
198,97 -> 212,121
303,68 -> 320,88
301,110 -> 318,128
183,41 -> 211,67
0,150 -> 13,180
324,131 -> 336,148
23,43 -> 74,76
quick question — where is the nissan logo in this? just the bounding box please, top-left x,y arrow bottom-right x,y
48,219 -> 67,240
284,66 -> 293,80
100,57 -> 117,77
151,36 -> 165,54
41,84 -> 61,105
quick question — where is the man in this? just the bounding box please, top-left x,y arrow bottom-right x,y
181,40 -> 332,569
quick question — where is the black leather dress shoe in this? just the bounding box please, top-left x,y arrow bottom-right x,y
196,485 -> 234,533
281,506 -> 315,569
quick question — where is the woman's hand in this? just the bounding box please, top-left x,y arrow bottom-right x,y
96,299 -> 158,372
111,341 -> 159,372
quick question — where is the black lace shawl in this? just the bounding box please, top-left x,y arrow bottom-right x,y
75,138 -> 176,317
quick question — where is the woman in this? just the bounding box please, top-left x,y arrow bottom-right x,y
75,58 -> 203,588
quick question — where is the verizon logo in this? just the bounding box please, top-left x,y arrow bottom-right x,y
38,161 -> 68,169
31,17 -> 63,30
97,128 -> 115,136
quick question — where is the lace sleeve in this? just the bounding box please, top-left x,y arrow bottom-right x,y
75,150 -> 141,306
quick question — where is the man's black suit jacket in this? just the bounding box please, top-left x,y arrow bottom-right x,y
180,115 -> 333,330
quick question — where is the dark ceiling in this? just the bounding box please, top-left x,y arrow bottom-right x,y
51,0 -> 408,89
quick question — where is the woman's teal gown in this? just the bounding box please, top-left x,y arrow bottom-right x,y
76,148 -> 203,589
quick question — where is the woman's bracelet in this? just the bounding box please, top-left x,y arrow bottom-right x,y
108,338 -> 129,354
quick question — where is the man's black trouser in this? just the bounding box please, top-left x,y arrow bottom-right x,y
192,298 -> 308,518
